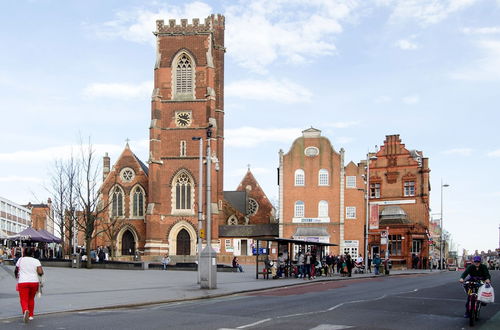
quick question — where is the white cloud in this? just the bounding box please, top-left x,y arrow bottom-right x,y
402,95 -> 420,104
396,39 -> 418,50
82,81 -> 153,99
324,121 -> 360,128
443,148 -> 473,156
378,0 -> 478,26
90,2 -> 213,44
451,40 -> 500,81
225,127 -> 301,148
226,0 -> 358,73
226,79 -> 312,103
487,149 -> 500,157
462,27 -> 500,35
91,1 -> 359,73
0,176 -> 42,183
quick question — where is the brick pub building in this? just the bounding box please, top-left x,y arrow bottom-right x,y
367,135 -> 431,268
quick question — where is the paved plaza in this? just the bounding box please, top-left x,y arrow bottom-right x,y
0,263 -> 437,320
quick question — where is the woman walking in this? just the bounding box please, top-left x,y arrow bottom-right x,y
15,248 -> 44,323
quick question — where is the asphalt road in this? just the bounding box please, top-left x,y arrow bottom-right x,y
3,271 -> 499,329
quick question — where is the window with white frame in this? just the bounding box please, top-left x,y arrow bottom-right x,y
404,181 -> 415,196
180,140 -> 187,157
318,169 -> 329,186
294,201 -> 305,217
111,186 -> 124,217
295,169 -> 305,186
346,206 -> 356,219
370,182 -> 381,198
343,247 -> 358,256
346,176 -> 357,188
318,200 -> 328,217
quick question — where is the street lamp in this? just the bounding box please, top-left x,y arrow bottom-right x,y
364,152 -> 377,267
192,136 -> 203,284
440,180 -> 450,269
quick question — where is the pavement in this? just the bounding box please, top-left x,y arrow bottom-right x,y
0,263 -> 438,320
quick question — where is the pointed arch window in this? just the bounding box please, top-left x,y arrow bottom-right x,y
174,53 -> 195,99
132,186 -> 145,217
111,186 -> 124,217
172,171 -> 194,213
295,169 -> 305,186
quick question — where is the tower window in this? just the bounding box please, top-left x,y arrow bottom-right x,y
174,172 -> 192,210
174,54 -> 194,99
180,140 -> 187,157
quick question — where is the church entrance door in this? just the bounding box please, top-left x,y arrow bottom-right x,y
176,229 -> 191,255
122,230 -> 135,255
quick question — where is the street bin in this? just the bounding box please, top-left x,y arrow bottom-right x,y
71,254 -> 80,268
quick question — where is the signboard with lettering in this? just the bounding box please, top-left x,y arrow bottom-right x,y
369,204 -> 379,229
292,217 -> 330,223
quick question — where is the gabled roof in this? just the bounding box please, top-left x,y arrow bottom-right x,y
134,154 -> 149,175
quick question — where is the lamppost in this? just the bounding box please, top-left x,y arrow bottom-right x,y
200,124 -> 217,289
192,136 -> 203,284
440,180 -> 450,269
364,152 -> 377,267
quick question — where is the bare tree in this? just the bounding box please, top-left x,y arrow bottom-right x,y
73,140 -> 110,268
46,159 -> 67,256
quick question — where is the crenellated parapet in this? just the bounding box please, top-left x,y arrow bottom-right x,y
155,14 -> 225,35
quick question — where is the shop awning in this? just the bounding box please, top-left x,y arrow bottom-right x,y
292,227 -> 330,238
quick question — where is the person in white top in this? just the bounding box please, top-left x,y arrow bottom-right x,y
15,248 -> 44,323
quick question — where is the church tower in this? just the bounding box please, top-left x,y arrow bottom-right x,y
145,15 -> 225,256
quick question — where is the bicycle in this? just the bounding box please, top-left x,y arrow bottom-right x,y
463,280 -> 484,326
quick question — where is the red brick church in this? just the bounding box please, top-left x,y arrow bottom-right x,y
94,15 -> 276,261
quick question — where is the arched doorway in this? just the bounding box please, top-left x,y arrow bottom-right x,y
176,229 -> 191,255
121,230 -> 135,255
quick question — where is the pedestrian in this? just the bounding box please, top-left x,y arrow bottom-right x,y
345,253 -> 353,277
305,251 -> 312,280
296,252 -> 305,278
232,256 -> 243,272
98,247 -> 105,264
162,254 -> 170,270
373,254 -> 381,275
326,253 -> 334,277
367,255 -> 372,273
15,248 -> 44,323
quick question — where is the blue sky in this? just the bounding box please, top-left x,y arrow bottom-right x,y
1,0 -> 499,254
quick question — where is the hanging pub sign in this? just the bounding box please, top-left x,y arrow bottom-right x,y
380,230 -> 388,245
369,204 -> 379,229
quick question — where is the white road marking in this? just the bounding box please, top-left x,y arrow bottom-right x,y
236,318 -> 272,328
309,325 -> 354,330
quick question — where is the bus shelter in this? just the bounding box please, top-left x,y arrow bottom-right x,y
253,238 -> 337,279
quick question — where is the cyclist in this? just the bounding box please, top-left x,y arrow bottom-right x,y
459,256 -> 491,318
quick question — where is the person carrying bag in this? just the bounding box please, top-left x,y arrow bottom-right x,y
14,248 -> 44,323
478,283 -> 495,303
